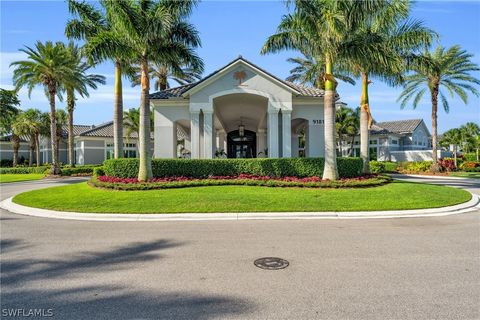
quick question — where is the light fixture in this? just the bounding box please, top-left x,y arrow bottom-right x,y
238,118 -> 245,137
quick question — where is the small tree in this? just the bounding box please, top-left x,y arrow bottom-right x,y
440,128 -> 462,167
0,89 -> 21,165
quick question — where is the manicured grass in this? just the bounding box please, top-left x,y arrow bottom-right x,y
0,173 -> 45,183
12,181 -> 471,213
450,172 -> 480,179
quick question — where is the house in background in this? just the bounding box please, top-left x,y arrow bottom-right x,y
1,122 -> 153,165
341,119 -> 442,162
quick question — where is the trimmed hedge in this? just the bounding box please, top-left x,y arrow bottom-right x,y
0,166 -> 49,174
103,157 -> 363,179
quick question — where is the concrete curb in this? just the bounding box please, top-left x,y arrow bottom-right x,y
1,193 -> 479,222
390,174 -> 475,180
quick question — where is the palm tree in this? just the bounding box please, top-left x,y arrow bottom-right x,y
335,106 -> 359,157
440,128 -> 462,167
132,62 -> 202,91
55,109 -> 68,166
66,0 -> 133,159
398,45 -> 480,171
340,0 -> 434,173
11,41 -> 75,174
100,0 -> 202,181
0,89 -> 21,166
262,0 -> 386,180
12,109 -> 43,166
123,108 -> 140,141
460,122 -> 480,154
64,43 -> 105,167
286,55 -> 355,90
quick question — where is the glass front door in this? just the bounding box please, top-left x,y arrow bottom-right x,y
227,130 -> 256,158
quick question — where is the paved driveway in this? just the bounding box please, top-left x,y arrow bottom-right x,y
1,177 -> 479,319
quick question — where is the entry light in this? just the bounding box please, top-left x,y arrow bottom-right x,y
239,124 -> 245,137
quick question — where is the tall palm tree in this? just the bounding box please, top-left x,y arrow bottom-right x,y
0,89 -> 21,166
341,0 -> 434,173
132,62 -> 202,91
11,41 -> 75,174
262,0 -> 386,180
286,55 -> 355,90
64,43 -> 105,167
55,109 -> 68,166
99,0 -> 202,181
12,109 -> 43,166
398,45 -> 480,171
440,128 -> 462,167
66,0 -> 133,159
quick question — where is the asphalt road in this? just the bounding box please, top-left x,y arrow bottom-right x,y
1,176 -> 479,319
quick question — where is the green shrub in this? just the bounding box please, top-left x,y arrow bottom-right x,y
93,167 -> 105,177
103,157 -> 363,179
0,166 -> 49,174
60,164 -> 102,176
383,162 -> 399,173
399,161 -> 433,173
463,153 -> 477,162
369,161 -> 385,174
0,159 -> 13,167
459,161 -> 480,172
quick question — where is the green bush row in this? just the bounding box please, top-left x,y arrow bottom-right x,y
369,161 -> 399,173
0,166 -> 49,174
89,175 -> 391,191
59,165 -> 100,176
103,157 -> 364,179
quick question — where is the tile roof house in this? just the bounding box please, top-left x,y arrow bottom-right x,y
341,119 -> 433,161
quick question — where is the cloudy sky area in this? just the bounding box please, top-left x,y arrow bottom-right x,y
1,0 -> 479,133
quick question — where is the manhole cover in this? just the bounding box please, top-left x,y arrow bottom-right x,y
254,257 -> 289,270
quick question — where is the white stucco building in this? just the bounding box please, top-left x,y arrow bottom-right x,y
151,56 -> 329,159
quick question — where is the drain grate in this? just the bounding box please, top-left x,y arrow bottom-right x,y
254,257 -> 289,270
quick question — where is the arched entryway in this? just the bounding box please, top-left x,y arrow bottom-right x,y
227,129 -> 256,158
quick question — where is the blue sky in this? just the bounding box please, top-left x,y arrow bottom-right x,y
1,0 -> 479,133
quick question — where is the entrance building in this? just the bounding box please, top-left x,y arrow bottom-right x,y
151,56 -> 328,159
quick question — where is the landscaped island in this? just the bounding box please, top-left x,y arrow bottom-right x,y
11,158 -> 471,214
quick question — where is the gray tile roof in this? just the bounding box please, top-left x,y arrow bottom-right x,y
375,119 -> 423,134
78,121 -> 153,139
150,57 -> 325,99
62,124 -> 94,137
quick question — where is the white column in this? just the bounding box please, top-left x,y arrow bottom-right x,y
203,110 -> 214,159
190,111 -> 200,159
268,109 -> 279,158
291,133 -> 299,158
155,115 -> 177,158
257,129 -> 267,157
282,110 -> 292,158
217,129 -> 226,154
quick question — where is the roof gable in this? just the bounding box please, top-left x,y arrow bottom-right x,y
375,119 -> 423,134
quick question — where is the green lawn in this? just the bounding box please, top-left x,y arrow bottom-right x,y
12,181 -> 471,213
0,173 -> 45,183
450,172 -> 480,179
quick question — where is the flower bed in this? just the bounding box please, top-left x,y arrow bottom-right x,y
90,174 -> 391,191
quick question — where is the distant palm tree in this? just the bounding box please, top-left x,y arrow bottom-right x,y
55,109 -> 68,166
12,109 -> 43,166
460,122 -> 480,154
100,0 -> 202,181
335,106 -> 359,156
398,45 -> 480,171
0,89 -> 21,166
11,41 -> 75,174
286,55 -> 355,89
66,0 -> 134,159
132,62 -> 202,91
123,107 -> 154,143
342,0 -> 434,173
440,128 -> 462,167
64,43 -> 105,167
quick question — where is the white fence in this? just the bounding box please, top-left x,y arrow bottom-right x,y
380,150 -> 453,162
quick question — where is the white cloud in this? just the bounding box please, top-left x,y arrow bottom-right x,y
1,51 -> 28,81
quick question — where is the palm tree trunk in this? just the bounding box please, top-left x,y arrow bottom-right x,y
430,84 -> 440,172
322,58 -> 338,180
477,148 -> 479,161
35,134 -> 41,166
159,74 -> 167,91
360,72 -> 370,173
11,134 -> 19,166
138,57 -> 153,181
348,135 -> 355,156
48,88 -> 60,175
28,135 -> 34,166
453,145 -> 457,168
67,89 -> 75,167
114,60 -> 124,159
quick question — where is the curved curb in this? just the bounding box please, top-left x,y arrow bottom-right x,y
1,193 -> 478,222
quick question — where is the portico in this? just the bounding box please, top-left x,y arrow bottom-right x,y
151,56 -> 326,159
